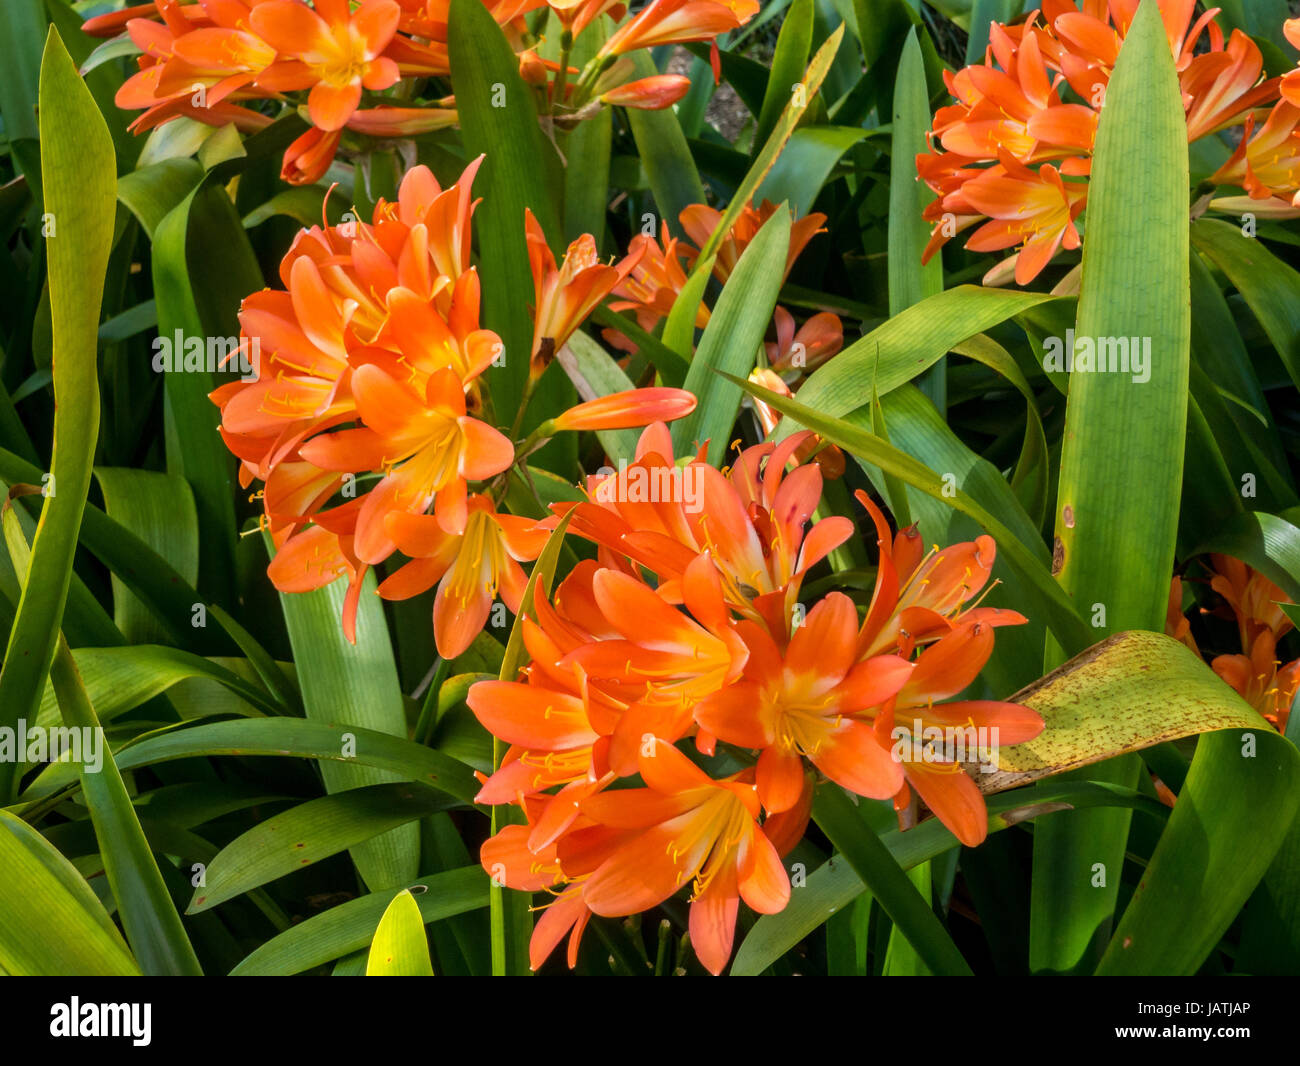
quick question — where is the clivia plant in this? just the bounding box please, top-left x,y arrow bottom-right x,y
0,0 -> 1297,985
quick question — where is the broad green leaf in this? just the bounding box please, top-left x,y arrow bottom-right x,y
781,286 -> 1058,436
1033,0 -> 1190,975
753,0 -> 814,153
19,716 -> 480,806
887,29 -> 942,318
564,17 -> 612,248
813,784 -> 973,976
733,779 -> 1167,975
230,867 -> 487,976
1191,217 -> 1300,395
117,159 -> 203,238
94,468 -> 198,644
448,0 -> 565,422
189,783 -> 459,914
366,889 -> 435,976
48,637 -> 204,974
0,808 -> 139,976
1096,728 -> 1300,974
271,564 -> 430,890
152,175 -> 261,601
672,206 -> 791,466
626,50 -> 707,239
32,644 -> 282,727
0,30 -> 117,802
754,125 -> 868,217
889,28 -> 945,411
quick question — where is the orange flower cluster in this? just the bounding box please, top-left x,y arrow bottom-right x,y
608,199 -> 845,466
87,0 -> 751,183
1170,558 -> 1298,734
469,424 -> 1040,973
919,0 -> 1296,285
211,158 -> 688,655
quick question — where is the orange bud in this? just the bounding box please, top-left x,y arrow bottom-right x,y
281,127 -> 342,186
553,387 -> 696,431
599,74 -> 691,111
519,49 -> 548,86
346,106 -> 459,137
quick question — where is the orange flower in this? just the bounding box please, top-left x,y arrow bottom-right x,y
598,0 -> 759,57
1210,101 -> 1300,207
579,740 -> 789,976
1213,630 -> 1299,735
695,594 -> 914,812
212,159 -> 529,640
607,222 -> 705,332
875,621 -> 1044,846
1284,19 -> 1300,107
379,495 -> 548,658
680,199 -> 825,284
548,0 -> 627,36
958,156 -> 1086,286
764,306 -> 843,373
250,0 -> 401,131
468,429 -> 1030,973
525,210 -> 645,377
917,0 -> 1283,283
299,363 -> 514,557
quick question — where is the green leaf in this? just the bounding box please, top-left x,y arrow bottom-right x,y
0,809 -> 139,976
781,286 -> 1059,434
564,17 -> 612,247
448,0 -> 564,421
1191,217 -> 1300,395
33,644 -> 284,726
48,637 -> 204,974
189,783 -> 459,914
230,867 -> 487,976
626,50 -> 708,239
753,0 -> 814,153
754,125 -> 868,217
672,206 -> 791,466
152,175 -> 262,601
0,29 -> 117,802
1096,726 -> 1300,974
366,889 -> 435,976
272,564 -> 430,891
733,779 -> 1166,975
559,330 -> 643,463
813,784 -> 973,976
94,468 -> 198,644
1032,0 -> 1191,975
887,29 -> 942,318
20,716 -> 480,806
